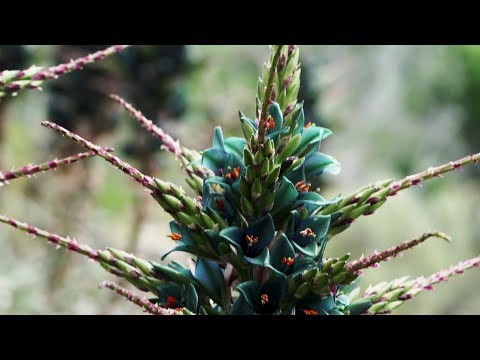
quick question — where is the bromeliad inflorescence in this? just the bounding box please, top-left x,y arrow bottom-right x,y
0,45 -> 479,315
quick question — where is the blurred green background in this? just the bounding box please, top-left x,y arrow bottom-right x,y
0,45 -> 479,314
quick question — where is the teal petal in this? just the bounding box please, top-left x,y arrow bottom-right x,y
244,214 -> 275,257
194,258 -> 226,306
271,234 -> 296,272
224,137 -> 246,162
212,126 -> 226,152
292,241 -> 318,257
185,283 -> 199,312
293,108 -> 305,135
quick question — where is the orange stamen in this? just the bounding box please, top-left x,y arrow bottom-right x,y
304,122 -> 315,128
166,296 -> 177,308
246,234 -> 259,246
303,309 -> 319,315
295,180 -> 311,192
216,199 -> 225,210
261,293 -> 269,305
266,115 -> 275,131
300,228 -> 316,237
282,257 -> 295,266
169,233 -> 182,241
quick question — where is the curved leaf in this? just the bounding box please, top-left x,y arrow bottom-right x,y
244,214 -> 275,257
194,258 -> 226,306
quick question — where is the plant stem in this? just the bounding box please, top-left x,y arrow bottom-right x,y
347,231 -> 451,273
325,151 -> 480,236
258,45 -> 283,142
100,281 -> 185,315
0,45 -> 129,99
0,148 -> 112,186
42,121 -> 158,190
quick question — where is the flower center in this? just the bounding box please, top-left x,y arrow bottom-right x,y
166,296 -> 177,308
216,199 -> 225,210
304,122 -> 315,128
261,293 -> 269,305
266,115 -> 275,131
169,233 -> 182,241
295,180 -> 311,192
300,228 -> 316,238
282,257 -> 295,266
246,234 -> 259,246
225,166 -> 241,180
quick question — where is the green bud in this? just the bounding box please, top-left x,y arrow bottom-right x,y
327,224 -> 351,239
368,301 -> 387,314
257,78 -> 263,100
282,157 -> 304,175
320,201 -> 342,215
259,191 -> 275,213
154,178 -> 170,193
251,179 -> 263,201
114,259 -> 141,278
265,165 -> 281,186
284,49 -> 300,77
243,148 -> 254,166
250,133 -> 257,150
302,268 -> 318,283
365,199 -> 387,215
337,203 -> 358,221
207,208 -> 228,229
347,203 -> 372,220
286,73 -> 300,100
277,133 -> 301,164
253,149 -> 264,166
107,247 -> 130,262
241,119 -> 255,141
383,288 -> 405,302
169,184 -> 185,198
163,194 -> 183,210
177,212 -> 199,227
371,186 -> 392,201
313,273 -> 329,288
240,195 -> 255,215
263,139 -> 275,157
343,272 -> 359,284
185,174 -> 203,193
260,158 -> 270,178
185,176 -> 202,193
239,177 -> 251,197
337,192 -> 360,210
338,253 -> 351,262
180,195 -> 199,214
295,283 -> 311,299
383,301 -> 403,312
331,272 -> 348,284
132,258 -> 155,276
284,101 -> 303,127
200,212 -> 215,229
356,186 -> 378,205
97,250 -> 113,263
245,167 -> 256,184
287,275 -> 298,295
322,258 -> 338,272
331,261 -> 346,275
377,178 -> 394,187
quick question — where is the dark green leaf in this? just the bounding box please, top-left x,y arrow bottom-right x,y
194,258 -> 226,306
